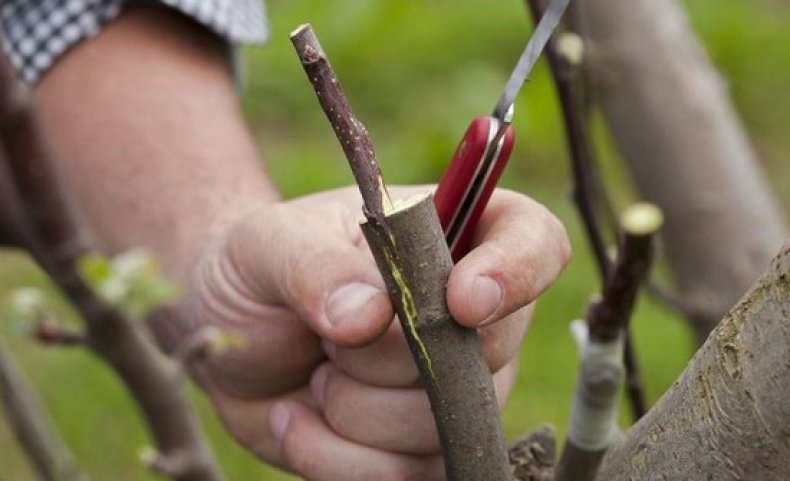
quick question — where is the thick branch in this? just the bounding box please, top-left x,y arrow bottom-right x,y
0,42 -> 222,481
290,24 -> 510,481
361,196 -> 510,481
0,341 -> 87,481
596,242 -> 790,480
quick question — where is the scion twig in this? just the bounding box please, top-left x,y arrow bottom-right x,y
289,24 -> 392,217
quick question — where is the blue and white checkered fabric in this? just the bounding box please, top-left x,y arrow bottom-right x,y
0,0 -> 268,84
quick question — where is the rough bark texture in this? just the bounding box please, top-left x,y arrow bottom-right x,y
509,425 -> 556,481
361,195 -> 510,481
596,241 -> 790,480
0,342 -> 87,481
578,0 -> 788,343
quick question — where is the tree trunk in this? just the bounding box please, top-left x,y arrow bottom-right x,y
577,0 -> 788,343
595,241 -> 790,480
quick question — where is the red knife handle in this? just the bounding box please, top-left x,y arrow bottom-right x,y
434,116 -> 515,261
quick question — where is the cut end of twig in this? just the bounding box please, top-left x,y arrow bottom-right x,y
557,32 -> 585,66
290,23 -> 323,65
388,192 -> 431,216
620,202 -> 664,236
290,23 -> 311,38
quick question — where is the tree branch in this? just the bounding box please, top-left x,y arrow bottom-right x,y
0,341 -> 87,481
525,0 -> 610,282
0,40 -> 222,481
0,149 -> 26,248
554,204 -> 661,481
595,241 -> 790,480
291,24 -> 510,481
290,24 -> 392,217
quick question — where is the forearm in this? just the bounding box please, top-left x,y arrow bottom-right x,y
32,5 -> 278,283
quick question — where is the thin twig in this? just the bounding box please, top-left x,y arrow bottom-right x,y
524,0 -> 647,420
290,24 -> 392,217
621,334 -> 646,417
0,41 -> 223,481
587,205 -> 660,342
0,341 -> 87,481
525,0 -> 609,281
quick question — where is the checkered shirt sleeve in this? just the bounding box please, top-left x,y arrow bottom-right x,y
0,0 -> 268,84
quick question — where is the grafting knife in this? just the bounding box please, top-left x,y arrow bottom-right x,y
434,0 -> 571,261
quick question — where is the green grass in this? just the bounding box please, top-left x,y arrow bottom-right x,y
2,0 -> 789,479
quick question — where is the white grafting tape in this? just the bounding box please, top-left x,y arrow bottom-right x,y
566,332 -> 624,451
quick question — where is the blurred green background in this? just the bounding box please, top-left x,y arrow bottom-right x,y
2,0 -> 789,479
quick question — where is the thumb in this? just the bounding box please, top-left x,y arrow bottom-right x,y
223,202 -> 393,346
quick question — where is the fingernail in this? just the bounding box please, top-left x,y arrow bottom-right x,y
326,283 -> 383,327
472,276 -> 503,324
310,365 -> 329,406
269,403 -> 291,445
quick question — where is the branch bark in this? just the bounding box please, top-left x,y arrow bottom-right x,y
595,241 -> 790,480
577,0 -> 788,343
0,341 -> 87,481
291,24 -> 510,481
0,41 -> 222,481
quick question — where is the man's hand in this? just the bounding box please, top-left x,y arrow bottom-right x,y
32,6 -> 570,479
191,186 -> 570,480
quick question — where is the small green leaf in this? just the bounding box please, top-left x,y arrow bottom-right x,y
77,253 -> 113,287
77,249 -> 181,320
